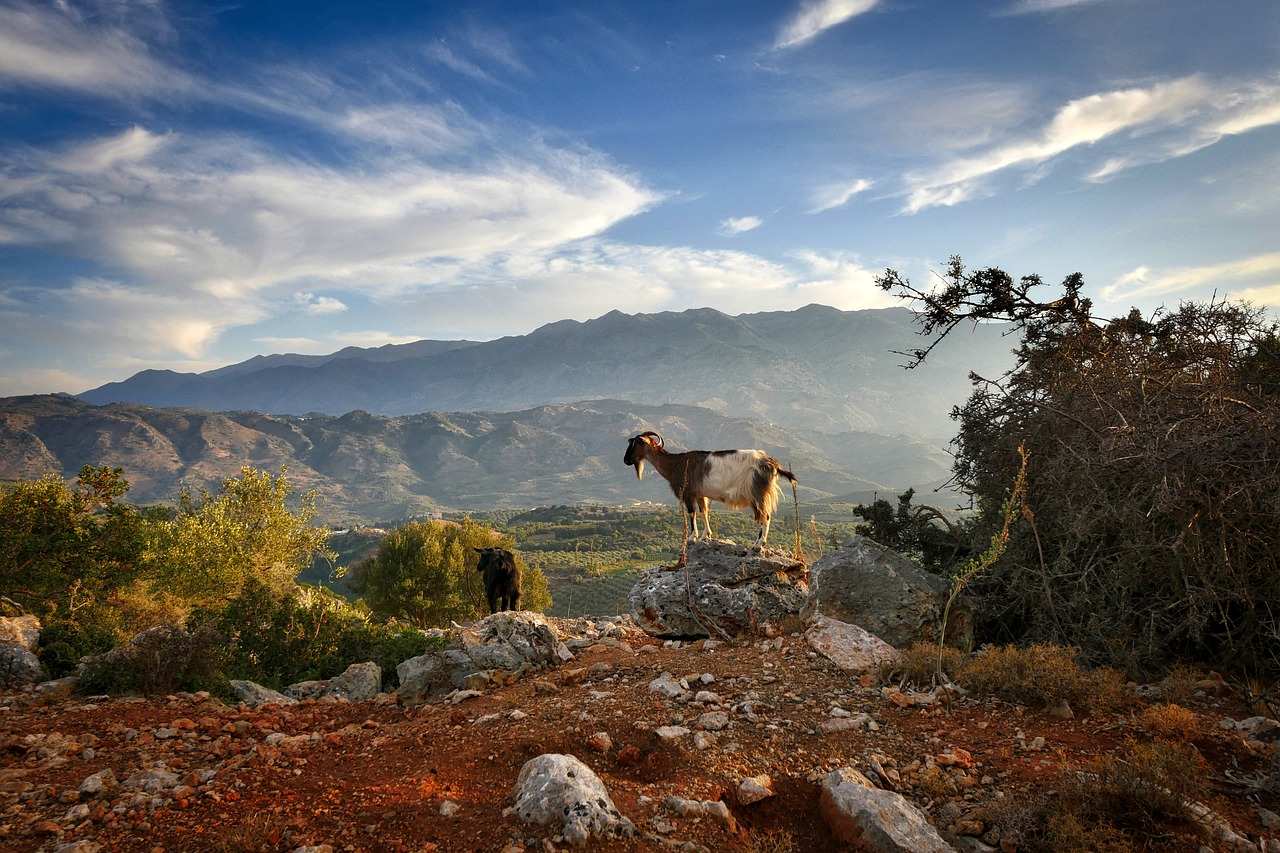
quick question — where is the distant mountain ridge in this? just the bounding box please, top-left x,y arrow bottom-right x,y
81,305 -> 1013,439
0,394 -> 953,523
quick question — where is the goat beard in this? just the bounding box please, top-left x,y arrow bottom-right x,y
634,460 -> 645,480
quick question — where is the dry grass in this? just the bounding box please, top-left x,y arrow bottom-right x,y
956,643 -> 1130,713
994,740 -> 1208,852
746,829 -> 800,853
1137,703 -> 1200,740
879,642 -> 965,687
1159,663 -> 1204,705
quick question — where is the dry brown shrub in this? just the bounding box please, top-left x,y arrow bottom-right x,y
956,643 -> 1129,713
1138,703 -> 1200,740
879,642 -> 965,687
993,740 -> 1208,852
1159,663 -> 1203,705
746,829 -> 799,853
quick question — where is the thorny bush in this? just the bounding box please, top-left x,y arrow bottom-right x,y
878,257 -> 1280,678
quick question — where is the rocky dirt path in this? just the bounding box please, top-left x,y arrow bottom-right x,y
3,634 -> 1277,852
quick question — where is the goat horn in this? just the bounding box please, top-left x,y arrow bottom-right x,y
638,431 -> 663,447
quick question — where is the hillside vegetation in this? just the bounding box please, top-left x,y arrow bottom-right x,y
0,395 -> 953,522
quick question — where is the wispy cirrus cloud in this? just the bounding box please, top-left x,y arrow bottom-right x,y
718,215 -> 763,235
1102,251 -> 1280,303
901,75 -> 1280,214
294,293 -> 349,316
1001,0 -> 1107,15
809,178 -> 873,213
774,0 -> 878,50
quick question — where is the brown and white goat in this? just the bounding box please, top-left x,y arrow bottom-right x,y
623,431 -> 797,548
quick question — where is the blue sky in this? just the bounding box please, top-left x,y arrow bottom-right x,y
1,0 -> 1278,394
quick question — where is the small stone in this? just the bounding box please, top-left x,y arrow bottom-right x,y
439,800 -> 460,817
737,775 -> 774,805
1046,700 -> 1074,720
586,732 -> 613,753
696,711 -> 730,731
655,726 -> 691,743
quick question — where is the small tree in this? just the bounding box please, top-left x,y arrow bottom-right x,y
352,519 -> 550,628
148,467 -> 333,607
0,465 -> 148,617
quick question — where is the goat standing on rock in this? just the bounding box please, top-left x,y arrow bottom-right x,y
623,431 -> 797,551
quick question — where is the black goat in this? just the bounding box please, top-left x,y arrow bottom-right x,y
474,547 -> 522,613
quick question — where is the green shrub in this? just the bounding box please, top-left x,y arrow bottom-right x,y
191,579 -> 437,689
37,615 -> 120,678
352,518 -> 550,628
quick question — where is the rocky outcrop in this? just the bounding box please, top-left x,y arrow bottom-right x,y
628,539 -> 809,639
819,767 -> 955,852
512,753 -> 635,846
229,680 -> 297,707
397,611 -> 572,704
807,535 -> 972,648
0,643 -> 43,687
806,615 -> 898,673
0,614 -> 41,650
286,662 -> 381,702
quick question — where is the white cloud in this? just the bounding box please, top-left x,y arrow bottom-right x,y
0,0 -> 188,96
809,178 -> 873,213
718,215 -> 763,235
333,331 -> 421,348
902,75 -> 1280,213
294,292 -> 348,316
55,125 -> 170,173
1002,0 -> 1106,14
775,0 -> 878,50
1102,252 -> 1280,303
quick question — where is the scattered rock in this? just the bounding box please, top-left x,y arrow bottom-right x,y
805,615 -> 898,673
695,711 -> 729,731
1046,699 -> 1074,720
818,767 -> 955,852
807,535 -> 972,648
629,540 -> 809,639
287,661 -> 381,702
736,774 -> 774,805
79,768 -> 117,800
0,642 -> 43,687
439,800 -> 460,817
512,753 -> 635,846
229,679 -> 297,707
663,796 -> 736,832
35,675 -> 79,701
656,726 -> 691,743
586,732 -> 613,753
649,672 -> 690,700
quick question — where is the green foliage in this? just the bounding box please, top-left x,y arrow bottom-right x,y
352,519 -> 550,627
852,488 -> 977,575
148,467 -> 334,607
190,579 -> 438,689
0,465 -> 150,617
36,615 -> 120,678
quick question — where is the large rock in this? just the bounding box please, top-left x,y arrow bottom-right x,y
628,539 -> 809,639
806,615 -> 898,673
512,753 -> 635,846
0,615 -> 40,650
287,661 -> 381,702
229,680 -> 296,707
0,643 -> 44,687
397,611 -> 572,703
808,535 -> 972,648
819,767 -> 955,852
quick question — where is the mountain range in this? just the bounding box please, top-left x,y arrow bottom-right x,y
81,305 -> 1013,439
0,394 -> 954,523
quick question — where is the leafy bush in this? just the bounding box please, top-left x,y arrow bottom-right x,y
191,579 -> 437,689
37,615 -> 120,678
148,467 -> 334,607
956,643 -> 1129,713
0,465 -> 150,618
78,624 -> 224,695
351,518 -> 550,628
879,258 -> 1280,677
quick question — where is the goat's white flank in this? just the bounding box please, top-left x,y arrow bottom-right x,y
703,450 -> 779,513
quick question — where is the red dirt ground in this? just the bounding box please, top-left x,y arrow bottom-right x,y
2,636 -> 1277,852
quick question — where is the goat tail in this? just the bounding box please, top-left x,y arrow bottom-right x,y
776,467 -> 797,483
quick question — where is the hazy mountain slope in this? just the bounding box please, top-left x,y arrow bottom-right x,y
81,305 -> 1012,438
201,338 -> 479,378
1,395 -> 952,522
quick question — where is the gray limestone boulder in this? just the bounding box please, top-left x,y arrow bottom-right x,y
229,679 -> 297,707
396,611 -> 572,704
819,767 -> 955,852
807,535 -> 972,648
512,753 -> 635,846
0,643 -> 44,687
628,539 -> 809,639
286,661 -> 381,702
